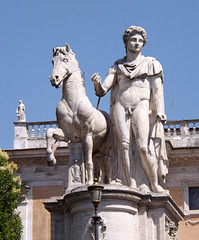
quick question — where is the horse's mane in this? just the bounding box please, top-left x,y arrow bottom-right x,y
53,47 -> 75,57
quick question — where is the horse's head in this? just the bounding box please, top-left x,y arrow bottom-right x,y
49,44 -> 79,88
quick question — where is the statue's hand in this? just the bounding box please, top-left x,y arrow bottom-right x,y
91,73 -> 101,84
157,113 -> 167,123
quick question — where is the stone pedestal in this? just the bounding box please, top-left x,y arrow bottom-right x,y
13,121 -> 28,149
67,142 -> 85,190
44,185 -> 184,240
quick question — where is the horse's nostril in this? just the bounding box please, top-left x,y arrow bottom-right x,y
55,75 -> 59,80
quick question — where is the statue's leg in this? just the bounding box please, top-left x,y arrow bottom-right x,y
132,106 -> 165,193
114,102 -> 135,187
46,128 -> 66,166
82,133 -> 93,185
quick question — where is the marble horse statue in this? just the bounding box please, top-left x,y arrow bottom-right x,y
46,44 -> 110,185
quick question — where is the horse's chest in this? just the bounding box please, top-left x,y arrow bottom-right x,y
64,114 -> 90,141
57,98 -> 93,140
72,107 -> 93,128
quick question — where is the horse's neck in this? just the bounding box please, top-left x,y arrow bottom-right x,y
67,70 -> 83,85
62,70 -> 86,101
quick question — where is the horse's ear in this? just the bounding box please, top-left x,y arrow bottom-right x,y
53,48 -> 56,55
65,43 -> 70,52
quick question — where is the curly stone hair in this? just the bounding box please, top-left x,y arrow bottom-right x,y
123,26 -> 148,49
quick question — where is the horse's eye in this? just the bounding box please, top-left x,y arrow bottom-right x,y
63,58 -> 68,62
51,60 -> 54,65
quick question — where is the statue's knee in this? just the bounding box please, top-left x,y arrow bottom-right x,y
86,162 -> 93,169
121,141 -> 129,150
137,140 -> 148,154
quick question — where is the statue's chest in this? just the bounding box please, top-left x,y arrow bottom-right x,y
117,74 -> 151,91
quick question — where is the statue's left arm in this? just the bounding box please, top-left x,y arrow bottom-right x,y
151,60 -> 167,123
151,61 -> 168,174
151,75 -> 167,123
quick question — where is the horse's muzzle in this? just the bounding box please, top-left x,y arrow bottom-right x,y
49,75 -> 56,86
50,76 -> 63,89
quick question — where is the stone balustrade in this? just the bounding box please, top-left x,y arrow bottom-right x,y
13,119 -> 199,149
164,119 -> 199,137
26,121 -> 57,138
25,119 -> 199,139
13,120 -> 67,149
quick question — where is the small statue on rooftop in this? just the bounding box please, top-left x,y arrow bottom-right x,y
16,100 -> 26,122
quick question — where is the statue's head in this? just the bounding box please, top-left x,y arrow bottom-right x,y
123,26 -> 147,50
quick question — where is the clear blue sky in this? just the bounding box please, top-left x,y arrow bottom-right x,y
1,0 -> 199,150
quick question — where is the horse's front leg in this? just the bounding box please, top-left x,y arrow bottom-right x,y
83,133 -> 93,185
46,128 -> 66,166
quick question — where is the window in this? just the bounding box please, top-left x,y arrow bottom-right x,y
182,182 -> 199,215
189,187 -> 199,210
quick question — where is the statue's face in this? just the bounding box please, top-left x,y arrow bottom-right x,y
126,33 -> 144,54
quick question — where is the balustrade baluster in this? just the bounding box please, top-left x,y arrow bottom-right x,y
173,125 -> 176,136
187,124 -> 190,136
31,126 -> 35,137
37,125 -> 41,137
167,125 -> 171,137
197,122 -> 199,135
44,125 -> 47,137
27,126 -> 30,137
192,123 -> 196,135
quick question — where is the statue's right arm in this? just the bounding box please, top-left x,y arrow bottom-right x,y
91,65 -> 117,97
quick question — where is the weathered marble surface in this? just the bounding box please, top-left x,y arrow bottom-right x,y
92,26 -> 168,193
46,44 -> 110,186
46,26 -> 168,193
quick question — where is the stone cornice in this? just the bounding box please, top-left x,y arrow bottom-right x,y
5,140 -> 199,167
6,147 -> 69,166
44,185 -> 184,221
166,141 -> 199,166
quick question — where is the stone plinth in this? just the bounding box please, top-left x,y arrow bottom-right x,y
44,185 -> 184,240
67,142 -> 85,190
13,122 -> 28,149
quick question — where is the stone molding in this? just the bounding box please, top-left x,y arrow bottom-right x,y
6,147 -> 69,166
44,185 -> 184,240
166,141 -> 199,166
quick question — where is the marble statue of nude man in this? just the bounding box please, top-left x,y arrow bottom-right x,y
91,26 -> 168,193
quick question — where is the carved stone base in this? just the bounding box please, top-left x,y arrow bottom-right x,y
44,185 -> 184,240
67,142 -> 85,191
13,122 -> 28,149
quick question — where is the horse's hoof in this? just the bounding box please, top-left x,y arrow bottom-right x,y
47,159 -> 56,166
47,155 -> 56,166
47,151 -> 56,166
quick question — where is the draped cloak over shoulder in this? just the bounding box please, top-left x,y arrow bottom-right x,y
115,55 -> 163,81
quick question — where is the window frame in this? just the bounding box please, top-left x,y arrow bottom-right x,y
183,181 -> 199,216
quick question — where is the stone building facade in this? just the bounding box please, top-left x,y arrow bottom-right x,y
5,119 -> 199,239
